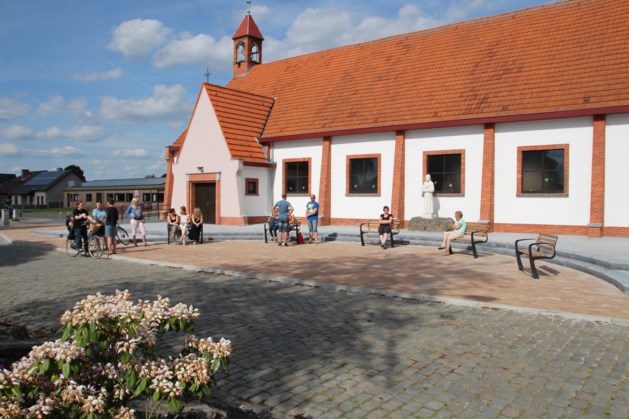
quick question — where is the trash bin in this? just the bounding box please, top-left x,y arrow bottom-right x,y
1,209 -> 9,226
12,209 -> 21,220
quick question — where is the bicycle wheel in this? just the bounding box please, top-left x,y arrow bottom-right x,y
88,235 -> 106,259
66,239 -> 79,257
117,226 -> 130,245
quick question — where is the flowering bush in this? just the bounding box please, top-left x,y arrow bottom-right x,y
0,290 -> 232,418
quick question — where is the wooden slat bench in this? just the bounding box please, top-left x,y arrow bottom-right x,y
449,222 -> 490,258
359,218 -> 401,248
515,234 -> 559,279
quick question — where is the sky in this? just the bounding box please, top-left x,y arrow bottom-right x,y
0,0 -> 558,181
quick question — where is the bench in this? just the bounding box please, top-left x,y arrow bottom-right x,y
359,218 -> 402,248
167,223 -> 203,244
264,218 -> 301,243
449,221 -> 490,258
515,234 -> 558,279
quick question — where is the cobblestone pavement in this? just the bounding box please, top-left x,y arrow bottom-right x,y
1,244 -> 628,418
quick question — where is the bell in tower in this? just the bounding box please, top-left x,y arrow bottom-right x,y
232,1 -> 264,77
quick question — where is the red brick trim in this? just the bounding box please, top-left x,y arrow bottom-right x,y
493,223 -> 588,235
590,115 -> 605,225
319,137 -> 332,226
480,124 -> 495,225
187,173 -> 220,224
245,178 -> 259,196
517,144 -> 569,197
282,157 -> 312,196
603,227 -> 629,237
422,149 -> 466,196
391,131 -> 405,222
346,154 -> 381,196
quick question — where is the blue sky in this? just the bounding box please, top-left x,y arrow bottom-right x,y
0,0 -> 557,181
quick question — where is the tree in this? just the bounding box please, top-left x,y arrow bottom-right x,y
64,164 -> 86,181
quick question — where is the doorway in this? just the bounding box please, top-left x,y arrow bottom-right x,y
195,183 -> 216,224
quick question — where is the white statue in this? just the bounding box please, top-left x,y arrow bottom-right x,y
421,174 -> 435,219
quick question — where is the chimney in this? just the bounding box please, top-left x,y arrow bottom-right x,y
21,169 -> 30,179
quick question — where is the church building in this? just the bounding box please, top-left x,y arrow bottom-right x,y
164,0 -> 629,237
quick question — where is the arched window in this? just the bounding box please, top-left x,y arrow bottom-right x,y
236,42 -> 246,62
250,43 -> 260,62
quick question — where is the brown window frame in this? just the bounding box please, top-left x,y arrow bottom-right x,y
282,158 -> 311,196
245,178 -> 259,196
517,144 -> 569,197
346,154 -> 381,196
423,149 -> 466,197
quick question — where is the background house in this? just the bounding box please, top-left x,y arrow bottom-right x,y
10,169 -> 82,209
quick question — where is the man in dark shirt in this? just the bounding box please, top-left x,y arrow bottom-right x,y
105,198 -> 119,255
73,201 -> 93,255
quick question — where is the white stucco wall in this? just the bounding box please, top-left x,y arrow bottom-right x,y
242,165 -> 274,216
170,91 -> 241,217
605,113 -> 629,227
271,138 -> 322,218
494,117 -> 593,226
405,125 -> 485,221
329,132 -> 395,219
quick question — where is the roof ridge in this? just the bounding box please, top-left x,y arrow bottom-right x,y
204,82 -> 274,103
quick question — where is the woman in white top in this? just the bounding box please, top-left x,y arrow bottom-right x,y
179,206 -> 189,246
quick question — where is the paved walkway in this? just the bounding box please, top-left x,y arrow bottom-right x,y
0,237 -> 627,418
1,219 -> 628,322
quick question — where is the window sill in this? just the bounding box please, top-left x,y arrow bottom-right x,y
517,193 -> 569,198
345,193 -> 381,197
434,193 -> 464,198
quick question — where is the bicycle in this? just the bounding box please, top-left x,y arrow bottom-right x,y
66,221 -> 106,258
116,224 -> 130,245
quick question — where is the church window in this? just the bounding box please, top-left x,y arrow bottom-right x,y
347,155 -> 380,195
250,43 -> 259,62
245,178 -> 259,195
236,42 -> 246,62
425,151 -> 464,195
518,145 -> 568,196
283,159 -> 310,195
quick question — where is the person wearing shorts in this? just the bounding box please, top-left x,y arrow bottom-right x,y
273,194 -> 293,247
305,194 -> 319,244
105,199 -> 119,255
378,206 -> 393,249
439,210 -> 466,256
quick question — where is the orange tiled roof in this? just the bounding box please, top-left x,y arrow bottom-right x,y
172,129 -> 187,148
232,14 -> 264,40
204,83 -> 274,163
228,0 -> 629,139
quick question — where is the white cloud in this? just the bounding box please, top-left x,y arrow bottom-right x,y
112,149 -> 148,157
46,146 -> 83,156
108,19 -> 172,59
250,5 -> 271,20
38,96 -> 91,118
265,5 -> 439,61
72,68 -> 123,82
153,34 -> 232,69
0,143 -> 19,154
99,84 -> 191,123
0,98 -> 30,121
37,124 -> 106,142
2,125 -> 33,140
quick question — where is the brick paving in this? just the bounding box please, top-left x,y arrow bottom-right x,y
0,224 -> 628,418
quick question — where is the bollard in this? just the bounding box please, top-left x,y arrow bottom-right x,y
1,209 -> 9,226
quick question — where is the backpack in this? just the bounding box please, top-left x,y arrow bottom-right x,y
296,232 -> 305,245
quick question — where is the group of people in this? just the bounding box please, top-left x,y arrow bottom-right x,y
166,206 -> 203,245
72,199 -> 120,256
268,193 -> 320,246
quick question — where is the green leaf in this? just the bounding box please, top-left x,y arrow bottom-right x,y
132,378 -> 147,398
168,397 -> 182,412
62,362 -> 71,377
211,358 -> 220,372
11,387 -> 23,398
152,390 -> 161,401
41,358 -> 51,373
62,323 -> 73,341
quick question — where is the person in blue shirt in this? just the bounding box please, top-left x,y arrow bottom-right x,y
91,202 -> 106,236
124,198 -> 147,247
305,194 -> 319,244
273,194 -> 293,247
439,210 -> 466,256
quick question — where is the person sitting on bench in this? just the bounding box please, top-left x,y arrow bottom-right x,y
439,210 -> 466,256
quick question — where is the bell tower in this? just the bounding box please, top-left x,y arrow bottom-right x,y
232,1 -> 264,77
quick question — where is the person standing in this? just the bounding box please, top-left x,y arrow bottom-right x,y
73,201 -> 94,256
125,198 -> 147,247
439,210 -> 466,256
273,194 -> 293,247
91,201 -> 106,236
305,194 -> 319,244
378,206 -> 393,249
105,198 -> 119,255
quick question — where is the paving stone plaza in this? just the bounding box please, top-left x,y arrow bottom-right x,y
0,219 -> 628,418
